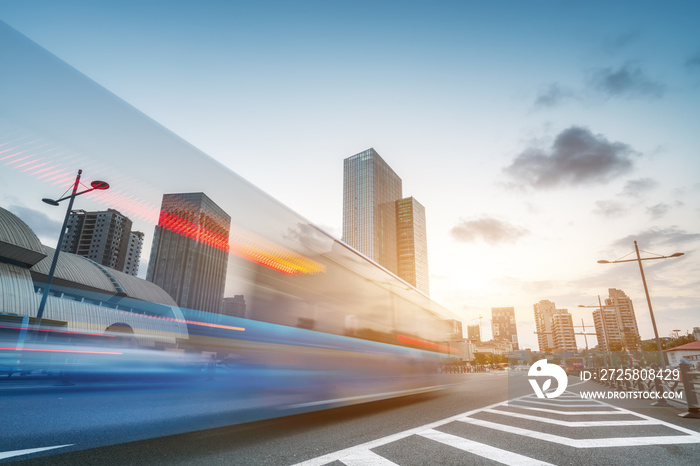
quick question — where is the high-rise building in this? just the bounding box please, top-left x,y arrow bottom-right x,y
124,231 -> 144,276
61,208 -> 143,276
342,148 -> 402,274
593,306 -> 622,351
552,313 -> 577,351
534,299 -> 577,351
606,288 -> 641,350
467,324 -> 481,342
592,288 -> 641,351
147,192 -> 230,314
396,197 -> 429,294
445,319 -> 463,340
534,299 -> 557,351
222,295 -> 246,318
491,307 -> 519,350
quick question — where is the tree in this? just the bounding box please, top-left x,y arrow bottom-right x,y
473,353 -> 492,365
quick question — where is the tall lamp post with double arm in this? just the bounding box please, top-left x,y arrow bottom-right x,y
36,169 -> 109,326
597,241 -> 683,369
578,295 -> 612,367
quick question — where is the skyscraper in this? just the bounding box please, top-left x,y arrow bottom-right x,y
222,295 -> 246,318
342,148 -> 402,274
124,231 -> 144,276
467,324 -> 481,342
534,299 -> 557,351
491,307 -> 519,350
534,299 -> 577,352
593,306 -> 621,351
592,288 -> 640,351
61,208 -> 143,276
551,313 -> 577,351
147,192 -> 230,314
396,197 -> 429,294
606,288 -> 641,350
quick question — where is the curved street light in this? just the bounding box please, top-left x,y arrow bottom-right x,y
36,170 -> 110,326
598,241 -> 684,369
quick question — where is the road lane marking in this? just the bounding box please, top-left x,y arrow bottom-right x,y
294,389 -> 700,465
458,417 -> 700,447
510,399 -> 604,408
0,445 -> 73,460
418,429 -> 555,465
340,449 -> 400,465
505,404 -> 624,415
483,408 -> 658,427
291,399 -> 510,466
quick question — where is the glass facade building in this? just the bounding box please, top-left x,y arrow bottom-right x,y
146,192 -> 231,314
396,197 -> 429,295
342,148 -> 402,274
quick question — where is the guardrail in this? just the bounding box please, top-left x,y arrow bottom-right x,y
439,365 -> 490,374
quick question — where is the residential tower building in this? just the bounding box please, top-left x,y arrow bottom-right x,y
61,208 -> 143,276
534,299 -> 577,351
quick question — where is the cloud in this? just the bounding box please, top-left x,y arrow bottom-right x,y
7,205 -> 62,239
603,32 -> 640,53
503,126 -> 639,189
647,203 -> 671,220
593,200 -> 627,218
451,217 -> 529,246
686,52 -> 700,70
611,227 -> 700,250
533,83 -> 575,109
620,177 -> 657,197
587,63 -> 665,99
646,201 -> 683,220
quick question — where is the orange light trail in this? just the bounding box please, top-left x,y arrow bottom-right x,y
397,334 -> 454,354
2,134 -> 326,276
183,320 -> 245,332
159,209 -> 230,252
228,226 -> 326,275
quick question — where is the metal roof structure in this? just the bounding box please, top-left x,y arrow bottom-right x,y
0,207 -> 47,267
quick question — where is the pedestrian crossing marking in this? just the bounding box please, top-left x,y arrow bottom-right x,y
482,408 -> 657,427
293,390 -> 700,466
418,429 -> 556,465
458,417 -> 700,448
340,449 -> 399,466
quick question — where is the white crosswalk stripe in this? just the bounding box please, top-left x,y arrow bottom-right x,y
418,429 -> 556,465
293,390 -> 700,466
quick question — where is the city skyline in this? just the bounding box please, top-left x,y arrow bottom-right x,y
1,2 -> 698,349
342,148 -> 430,295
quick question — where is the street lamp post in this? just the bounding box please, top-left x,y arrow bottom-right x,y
579,297 -> 612,367
36,169 -> 109,326
597,241 -> 684,369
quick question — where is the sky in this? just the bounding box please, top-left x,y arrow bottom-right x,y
1,1 -> 698,350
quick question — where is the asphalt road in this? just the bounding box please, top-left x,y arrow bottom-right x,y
5,371 -> 700,465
